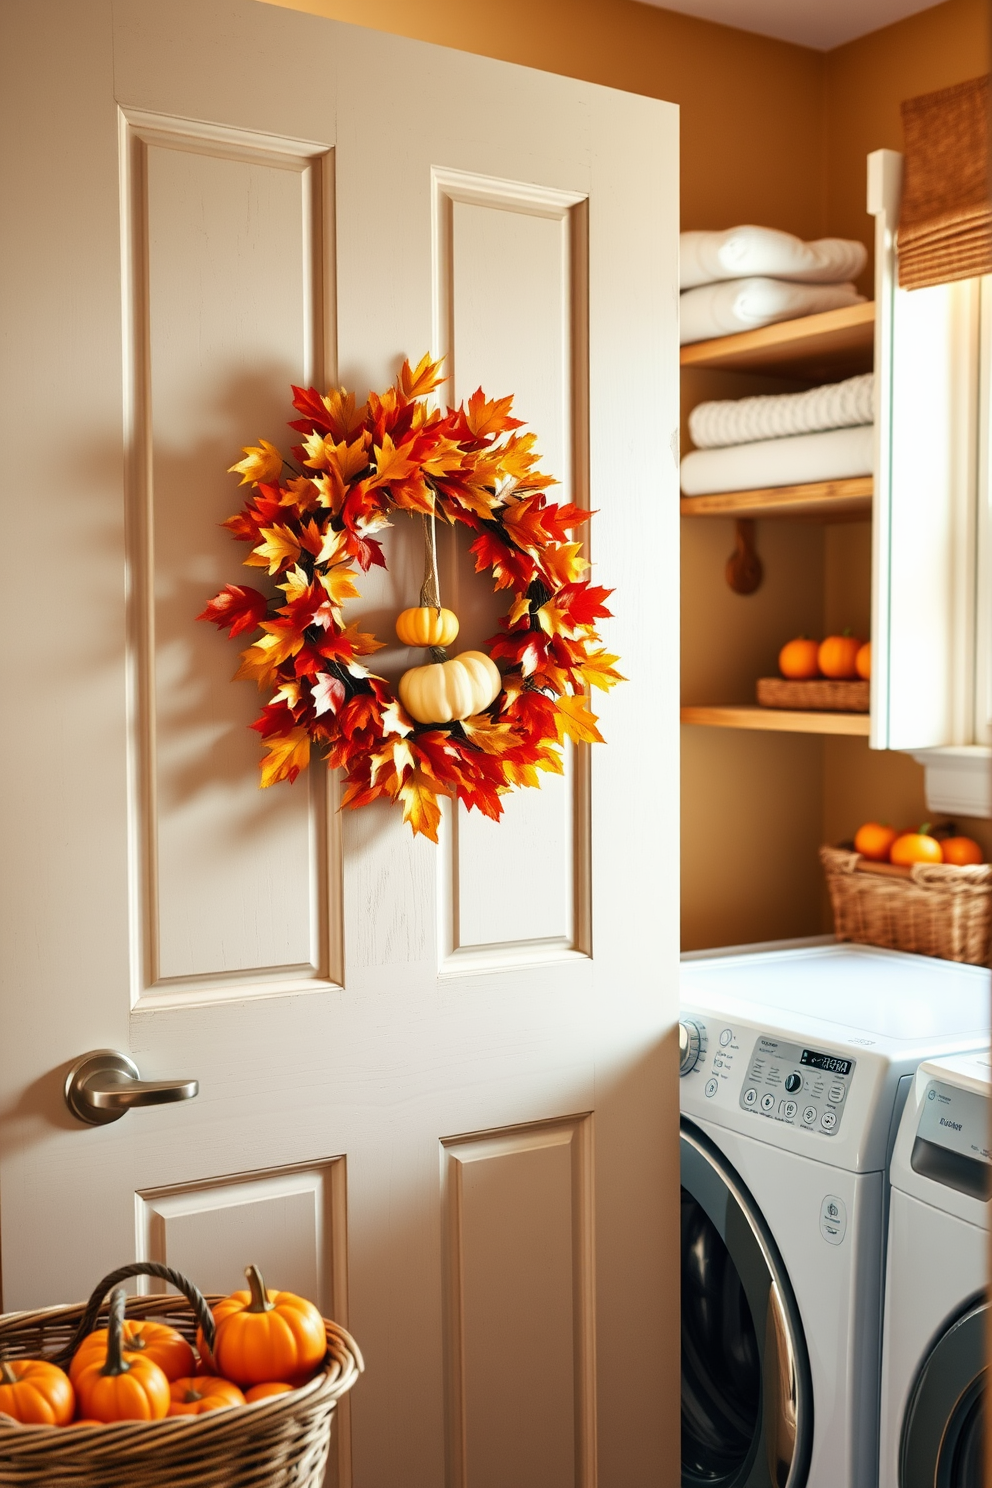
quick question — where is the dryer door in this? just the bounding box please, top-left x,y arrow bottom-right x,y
681,1118 -> 813,1488
900,1294 -> 986,1488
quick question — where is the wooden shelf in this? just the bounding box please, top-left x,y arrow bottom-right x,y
680,302 -> 875,381
680,705 -> 871,736
680,476 -> 872,522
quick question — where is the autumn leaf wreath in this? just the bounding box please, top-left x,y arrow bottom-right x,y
199,354 -> 623,841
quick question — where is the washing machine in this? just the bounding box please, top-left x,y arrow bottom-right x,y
679,940 -> 990,1488
879,1047 -> 990,1488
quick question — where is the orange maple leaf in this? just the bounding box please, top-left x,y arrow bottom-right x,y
259,728 -> 310,788
464,388 -> 524,440
579,651 -> 626,692
399,353 -> 447,401
398,768 -> 444,842
555,694 -> 604,745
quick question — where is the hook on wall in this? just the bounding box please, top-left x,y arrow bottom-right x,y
725,518 -> 763,595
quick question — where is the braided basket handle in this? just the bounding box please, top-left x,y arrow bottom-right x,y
48,1261 -> 215,1367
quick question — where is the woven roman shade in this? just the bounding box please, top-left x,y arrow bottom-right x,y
897,75 -> 991,290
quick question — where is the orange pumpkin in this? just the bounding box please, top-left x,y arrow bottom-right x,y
65,1419 -> 104,1428
853,822 -> 899,862
245,1381 -> 295,1402
0,1359 -> 74,1426
890,828 -> 943,866
778,637 -> 820,680
198,1265 -> 326,1387
818,633 -> 862,680
855,641 -> 871,680
73,1288 -> 170,1423
70,1317 -> 195,1385
395,606 -> 459,649
940,836 -> 984,866
167,1375 -> 246,1417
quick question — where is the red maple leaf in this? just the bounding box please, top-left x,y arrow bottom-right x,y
197,584 -> 269,638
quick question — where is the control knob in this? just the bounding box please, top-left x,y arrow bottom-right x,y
679,1020 -> 703,1076
785,1072 -> 802,1094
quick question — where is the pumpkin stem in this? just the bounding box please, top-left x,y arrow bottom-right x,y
0,1361 -> 18,1386
184,1386 -> 204,1403
244,1264 -> 274,1315
101,1287 -> 131,1378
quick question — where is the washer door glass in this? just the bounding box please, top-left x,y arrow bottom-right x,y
681,1119 -> 813,1488
900,1294 -> 986,1488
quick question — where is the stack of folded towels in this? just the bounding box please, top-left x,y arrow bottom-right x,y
680,373 -> 875,496
680,224 -> 868,345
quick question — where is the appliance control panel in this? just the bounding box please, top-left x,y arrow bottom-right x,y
740,1035 -> 856,1136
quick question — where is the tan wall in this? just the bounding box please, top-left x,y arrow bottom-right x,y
823,0 -> 991,296
260,0 -> 825,237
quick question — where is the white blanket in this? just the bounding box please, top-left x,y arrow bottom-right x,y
680,425 -> 874,496
680,278 -> 865,345
681,226 -> 867,290
688,374 -> 874,449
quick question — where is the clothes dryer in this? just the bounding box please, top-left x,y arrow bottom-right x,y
879,1048 -> 990,1488
679,941 -> 989,1488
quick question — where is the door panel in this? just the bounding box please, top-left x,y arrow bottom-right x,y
0,3 -> 680,1484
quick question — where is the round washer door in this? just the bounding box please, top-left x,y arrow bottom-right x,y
681,1118 -> 813,1488
900,1294 -> 986,1488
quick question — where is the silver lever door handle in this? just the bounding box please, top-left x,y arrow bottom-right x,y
65,1049 -> 198,1126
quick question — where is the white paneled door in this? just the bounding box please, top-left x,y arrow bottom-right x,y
0,2 -> 680,1484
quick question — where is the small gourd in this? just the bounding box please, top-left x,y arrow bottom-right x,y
398,651 -> 501,724
73,1288 -> 170,1422
70,1315 -> 195,1385
0,1359 -> 75,1426
167,1375 -> 246,1416
396,606 -> 459,648
197,1264 -> 326,1388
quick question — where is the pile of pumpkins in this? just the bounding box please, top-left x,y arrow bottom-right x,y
395,606 -> 501,724
854,821 -> 984,867
0,1266 -> 325,1427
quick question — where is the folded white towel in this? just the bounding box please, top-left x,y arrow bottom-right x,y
688,374 -> 874,450
680,226 -> 868,290
680,425 -> 874,496
680,278 -> 866,345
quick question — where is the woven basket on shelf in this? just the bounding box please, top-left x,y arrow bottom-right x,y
821,844 -> 992,966
0,1263 -> 362,1488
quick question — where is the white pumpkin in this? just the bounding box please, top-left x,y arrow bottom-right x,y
398,650 -> 502,724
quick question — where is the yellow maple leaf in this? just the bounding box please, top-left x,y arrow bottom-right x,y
245,524 -> 301,575
228,438 -> 283,486
506,592 -> 531,628
319,565 -> 362,608
321,387 -> 367,438
370,433 -> 419,489
579,651 -> 626,692
259,728 -> 310,788
279,564 -> 312,603
461,715 -> 518,754
555,694 -> 605,745
398,768 -> 444,842
315,526 -> 350,567
400,352 -> 447,401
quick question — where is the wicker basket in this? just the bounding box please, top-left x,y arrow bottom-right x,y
821,844 -> 992,965
757,678 -> 870,712
0,1263 -> 362,1487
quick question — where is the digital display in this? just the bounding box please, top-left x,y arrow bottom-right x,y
801,1049 -> 852,1076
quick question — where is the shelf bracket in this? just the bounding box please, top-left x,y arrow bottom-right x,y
725,518 -> 763,594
